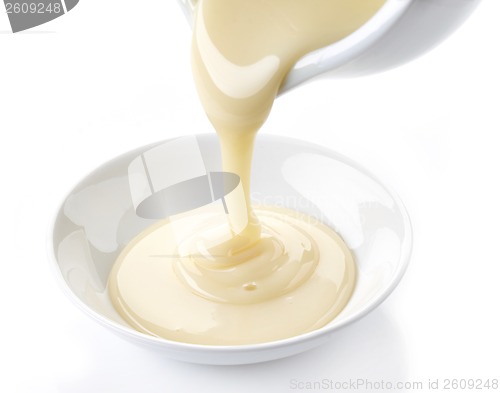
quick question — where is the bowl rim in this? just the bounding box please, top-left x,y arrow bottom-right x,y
47,134 -> 412,354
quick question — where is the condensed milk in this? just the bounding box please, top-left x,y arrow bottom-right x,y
108,0 -> 385,345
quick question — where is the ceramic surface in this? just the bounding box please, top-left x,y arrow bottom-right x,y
50,135 -> 412,365
177,0 -> 481,93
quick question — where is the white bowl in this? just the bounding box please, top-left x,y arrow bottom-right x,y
50,134 -> 412,365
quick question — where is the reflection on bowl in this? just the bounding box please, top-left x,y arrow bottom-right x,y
50,134 -> 412,365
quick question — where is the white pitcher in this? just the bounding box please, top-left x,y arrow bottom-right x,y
177,0 -> 481,94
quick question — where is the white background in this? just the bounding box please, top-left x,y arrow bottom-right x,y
1,1 -> 499,392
